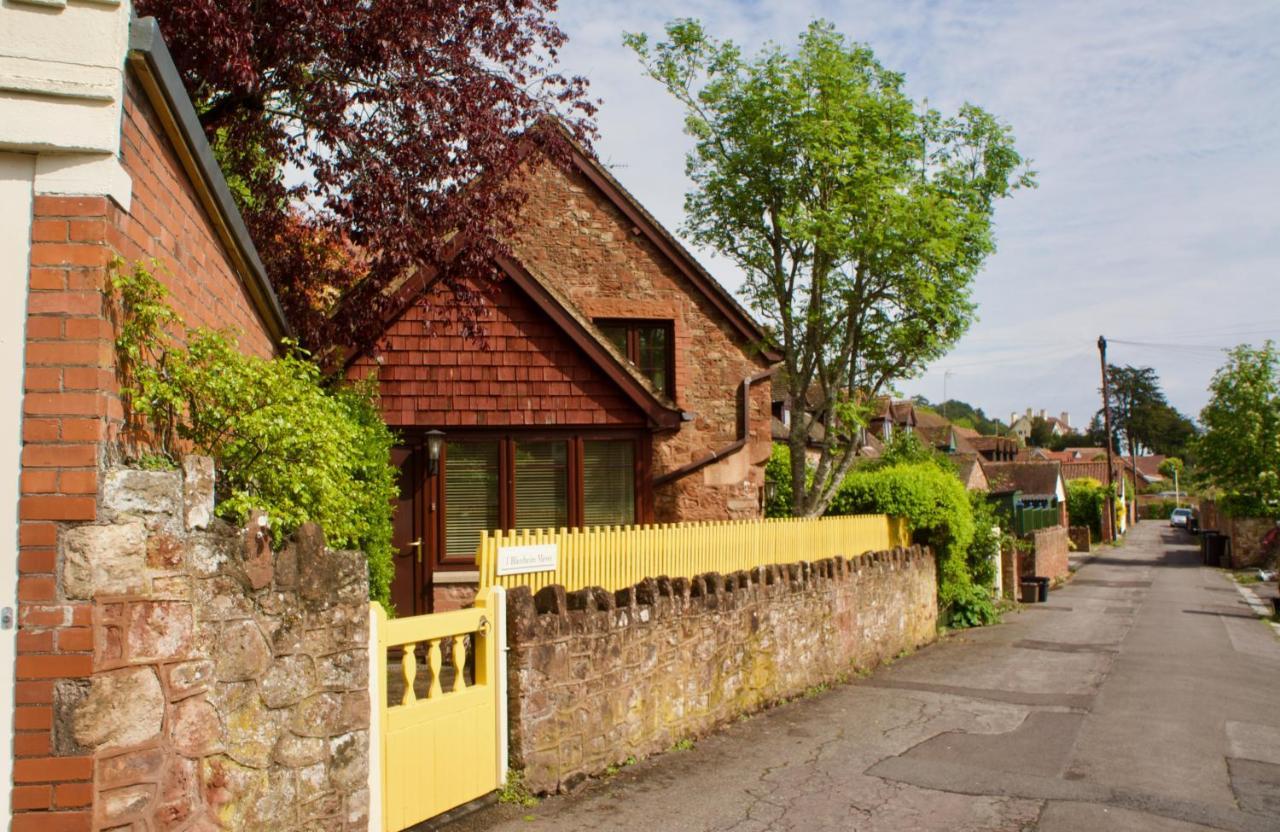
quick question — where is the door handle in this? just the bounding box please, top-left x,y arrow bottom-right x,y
410,539 -> 423,562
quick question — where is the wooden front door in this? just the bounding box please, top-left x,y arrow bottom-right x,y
391,446 -> 432,615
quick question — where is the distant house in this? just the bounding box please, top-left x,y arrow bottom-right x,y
984,461 -> 1067,510
984,460 -> 1068,527
1008,408 -> 1073,442
867,397 -> 917,442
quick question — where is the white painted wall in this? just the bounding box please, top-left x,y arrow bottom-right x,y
0,0 -> 132,203
0,150 -> 35,832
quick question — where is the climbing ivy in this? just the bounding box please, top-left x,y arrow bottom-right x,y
109,259 -> 397,608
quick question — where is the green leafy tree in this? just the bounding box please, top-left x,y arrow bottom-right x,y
1158,457 -> 1184,481
1196,342 -> 1280,515
763,444 -> 795,518
1027,417 -> 1056,448
625,20 -> 1032,517
1097,365 -> 1196,458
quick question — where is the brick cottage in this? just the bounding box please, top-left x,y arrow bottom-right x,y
2,8 -> 287,828
347,134 -> 780,614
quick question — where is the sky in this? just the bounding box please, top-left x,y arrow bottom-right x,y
551,0 -> 1280,429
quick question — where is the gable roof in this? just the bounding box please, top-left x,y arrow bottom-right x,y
368,250 -> 682,429
983,461 -> 1064,498
553,127 -> 781,364
950,453 -> 989,491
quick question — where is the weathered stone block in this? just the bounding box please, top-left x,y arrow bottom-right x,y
189,532 -> 236,578
215,619 -> 272,682
261,655 -> 317,708
244,509 -> 275,590
147,531 -> 186,569
202,755 -> 271,830
194,575 -> 255,620
167,659 -> 215,699
52,679 -> 90,756
62,520 -> 148,599
101,782 -> 157,825
104,468 -> 182,518
212,681 -> 280,768
99,745 -> 167,788
170,696 -> 223,757
128,600 -> 195,662
328,731 -> 368,790
298,760 -> 330,802
183,456 -> 215,530
274,732 -> 327,768
73,666 -> 164,751
290,692 -> 344,738
317,649 -> 367,692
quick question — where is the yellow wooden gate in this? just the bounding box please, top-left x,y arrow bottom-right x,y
372,587 -> 506,831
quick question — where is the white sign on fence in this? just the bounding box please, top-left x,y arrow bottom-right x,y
496,543 -> 558,576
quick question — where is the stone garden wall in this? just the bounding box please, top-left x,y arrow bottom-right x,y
1199,499 -> 1277,569
58,459 -> 370,830
506,546 -> 937,794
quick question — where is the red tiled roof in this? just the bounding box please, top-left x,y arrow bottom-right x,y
983,461 -> 1063,497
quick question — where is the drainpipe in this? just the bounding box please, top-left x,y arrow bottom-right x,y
654,367 -> 777,487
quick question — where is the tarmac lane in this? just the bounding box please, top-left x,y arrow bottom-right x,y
440,522 -> 1280,832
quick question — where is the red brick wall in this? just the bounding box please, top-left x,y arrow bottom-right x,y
11,76 -> 279,827
1029,525 -> 1070,582
15,192 -> 112,829
511,159 -> 772,520
353,275 -> 646,429
112,73 -> 275,358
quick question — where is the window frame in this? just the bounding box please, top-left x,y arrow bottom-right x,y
594,318 -> 675,398
430,429 -> 650,570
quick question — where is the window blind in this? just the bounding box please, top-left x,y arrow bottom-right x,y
444,441 -> 500,558
583,440 -> 635,528
514,441 -> 568,530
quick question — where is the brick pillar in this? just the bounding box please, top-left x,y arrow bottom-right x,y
12,194 -> 117,828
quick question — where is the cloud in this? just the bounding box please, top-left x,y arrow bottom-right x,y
554,0 -> 1280,423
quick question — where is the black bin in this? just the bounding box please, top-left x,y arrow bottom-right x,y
1204,532 -> 1229,567
1200,530 -> 1218,565
1019,579 -> 1040,603
1036,577 -> 1050,602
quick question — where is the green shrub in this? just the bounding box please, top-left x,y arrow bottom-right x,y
764,443 -> 794,518
1142,499 -> 1178,520
1066,477 -> 1105,539
967,491 -> 1001,591
829,461 -> 994,627
110,260 -> 397,608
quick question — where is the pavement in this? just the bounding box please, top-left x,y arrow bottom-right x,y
442,521 -> 1280,832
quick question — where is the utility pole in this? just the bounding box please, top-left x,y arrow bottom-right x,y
1098,336 -> 1117,541
942,370 -> 953,422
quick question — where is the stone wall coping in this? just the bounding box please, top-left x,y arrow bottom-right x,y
509,545 -> 931,623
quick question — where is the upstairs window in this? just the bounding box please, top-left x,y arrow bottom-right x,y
597,319 -> 673,397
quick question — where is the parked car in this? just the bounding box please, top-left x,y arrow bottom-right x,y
1170,508 -> 1194,529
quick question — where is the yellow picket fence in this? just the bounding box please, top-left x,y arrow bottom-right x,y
476,514 -> 909,594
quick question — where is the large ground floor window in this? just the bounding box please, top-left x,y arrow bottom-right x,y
433,433 -> 645,569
